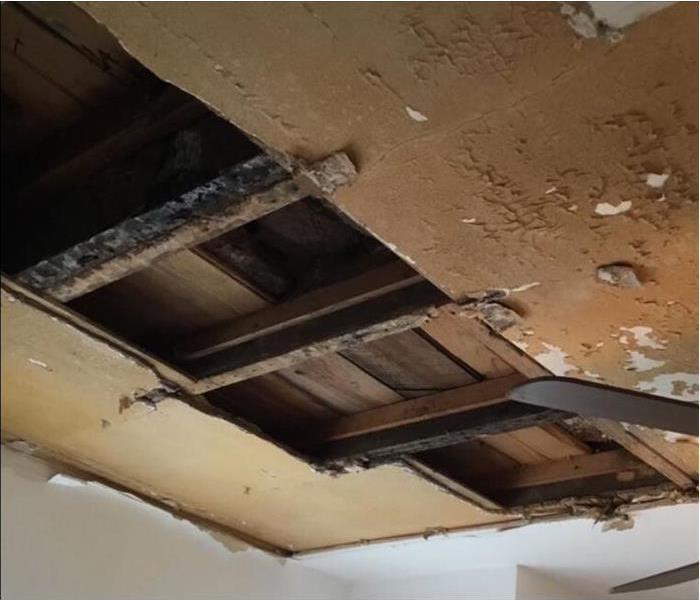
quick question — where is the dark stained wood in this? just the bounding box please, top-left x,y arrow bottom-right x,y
189,281 -> 448,391
313,402 -> 569,464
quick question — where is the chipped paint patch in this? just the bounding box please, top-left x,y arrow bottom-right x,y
636,373 -> 699,402
595,200 -> 632,215
619,326 -> 666,349
624,350 -> 666,373
645,172 -> 669,188
28,358 -> 51,370
405,106 -> 428,122
534,343 -> 577,375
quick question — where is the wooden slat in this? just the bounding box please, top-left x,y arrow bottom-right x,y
592,419 -> 695,488
314,402 -> 568,463
190,281 -> 448,392
342,329 -> 477,396
309,374 -> 526,444
440,308 -> 695,486
482,449 -> 643,491
176,261 -> 421,360
18,152 -> 355,301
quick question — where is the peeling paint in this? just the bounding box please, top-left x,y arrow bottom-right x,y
645,172 -> 670,188
534,343 -> 577,376
619,326 -> 666,349
595,200 -> 632,215
405,106 -> 428,122
624,350 -> 666,373
636,372 -> 699,402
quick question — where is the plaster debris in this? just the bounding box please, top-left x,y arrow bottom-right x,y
624,350 -> 666,373
28,358 -> 50,370
619,326 -> 666,349
535,343 -> 577,376
583,370 -> 603,380
405,106 -> 428,122
636,372 -> 699,402
567,204 -> 578,212
508,282 -> 541,294
561,3 -> 598,39
645,172 -> 669,188
597,264 -> 641,288
478,302 -> 522,332
595,200 -> 632,215
601,514 -> 635,532
545,186 -> 557,194
461,218 -> 477,224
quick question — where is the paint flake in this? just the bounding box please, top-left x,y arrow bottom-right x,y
405,106 -> 428,122
534,343 -> 577,376
636,373 -> 699,402
624,350 -> 666,373
645,172 -> 669,188
595,200 -> 632,215
619,326 -> 666,349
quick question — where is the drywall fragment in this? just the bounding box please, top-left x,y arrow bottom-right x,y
589,2 -> 676,29
478,302 -> 522,332
508,282 -> 541,294
561,3 -> 599,39
636,373 -> 699,402
28,358 -> 51,370
461,218 -> 477,224
299,152 -> 357,196
624,351 -> 666,372
601,514 -> 634,532
645,172 -> 670,188
405,106 -> 428,122
595,200 -> 632,215
534,343 -> 577,375
619,326 -> 666,349
596,264 -> 641,288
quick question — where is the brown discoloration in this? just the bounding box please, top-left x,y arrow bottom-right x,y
80,1 -> 697,397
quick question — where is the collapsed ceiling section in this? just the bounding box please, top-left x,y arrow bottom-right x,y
1,2 -> 697,553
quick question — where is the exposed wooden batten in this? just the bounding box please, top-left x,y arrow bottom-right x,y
190,280 -> 448,392
307,374 -> 526,445
17,152 -> 356,302
176,261 -> 421,361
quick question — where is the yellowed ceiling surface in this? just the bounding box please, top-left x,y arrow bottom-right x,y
1,284 -> 515,552
80,1 -> 698,400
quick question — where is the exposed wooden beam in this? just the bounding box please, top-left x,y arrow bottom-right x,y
190,280 -> 448,392
306,374 -> 526,445
177,261 -> 421,361
311,401 -> 568,464
17,152 -> 356,301
480,449 -> 644,491
435,308 -> 696,488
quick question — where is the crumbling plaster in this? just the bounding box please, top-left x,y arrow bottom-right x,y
80,2 -> 698,408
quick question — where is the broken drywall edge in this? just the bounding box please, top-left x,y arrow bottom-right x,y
561,2 -> 675,41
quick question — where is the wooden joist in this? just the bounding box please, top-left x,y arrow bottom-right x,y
176,261 -> 421,361
309,401 -> 568,464
307,374 -> 526,444
189,280 -> 448,392
17,152 -> 356,302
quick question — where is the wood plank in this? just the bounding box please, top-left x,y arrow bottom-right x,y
176,261 -> 421,361
18,152 -> 355,301
592,419 -> 695,488
308,374 -> 526,444
342,329 -> 477,396
278,354 -> 403,415
313,402 -> 568,463
190,281 -> 448,391
481,449 -> 644,491
442,308 -> 695,486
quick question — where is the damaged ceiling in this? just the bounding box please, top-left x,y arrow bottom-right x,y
1,1 -> 697,554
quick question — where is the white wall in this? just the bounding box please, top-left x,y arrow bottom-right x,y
0,447 -> 350,600
348,566 -> 517,600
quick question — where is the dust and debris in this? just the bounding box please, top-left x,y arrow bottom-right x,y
508,282 -> 541,294
636,372 -> 699,402
597,264 -> 641,288
405,106 -> 428,122
567,204 -> 578,212
534,343 -> 578,375
100,419 -> 111,429
119,383 -> 180,413
478,302 -> 522,332
299,152 -> 357,196
624,350 -> 666,372
619,326 -> 666,349
422,526 -> 448,540
595,200 -> 632,215
545,186 -> 557,194
583,370 -> 603,380
560,3 -> 599,39
27,358 -> 51,371
645,172 -> 670,188
461,217 -> 477,224
601,514 -> 635,532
